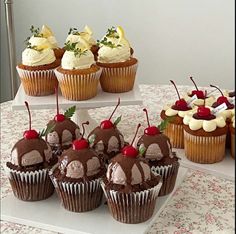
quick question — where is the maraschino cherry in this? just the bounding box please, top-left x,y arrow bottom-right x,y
23,101 -> 39,139
210,84 -> 230,106
197,91 -> 211,117
189,77 -> 205,99
72,121 -> 89,150
122,124 -> 141,158
100,98 -> 120,129
170,80 -> 190,111
143,108 -> 160,135
54,85 -> 65,122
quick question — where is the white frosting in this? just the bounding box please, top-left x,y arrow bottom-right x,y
87,157 -> 101,176
131,164 -> 142,184
110,163 -> 126,185
107,136 -> 119,153
217,108 -> 234,120
163,104 -> 196,117
184,93 -> 215,107
66,161 -> 84,178
22,48 -> 56,66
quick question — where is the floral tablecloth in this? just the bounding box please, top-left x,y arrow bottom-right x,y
1,85 -> 235,234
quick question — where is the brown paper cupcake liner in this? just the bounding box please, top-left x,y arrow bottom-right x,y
101,181 -> 162,224
16,66 -> 58,96
163,122 -> 184,148
55,68 -> 102,101
99,62 -> 138,93
4,165 -> 54,201
184,131 -> 226,164
231,133 -> 235,159
151,162 -> 180,196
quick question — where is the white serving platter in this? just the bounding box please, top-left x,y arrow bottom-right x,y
1,167 -> 188,234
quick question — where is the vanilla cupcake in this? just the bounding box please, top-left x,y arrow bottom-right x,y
17,26 -> 60,96
97,26 -> 138,93
54,40 -> 102,101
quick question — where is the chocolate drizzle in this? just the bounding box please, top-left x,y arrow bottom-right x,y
193,113 -> 216,120
212,101 -> 234,110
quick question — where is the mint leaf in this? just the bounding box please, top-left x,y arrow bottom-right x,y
139,146 -> 146,156
39,124 -> 55,138
114,115 -> 122,126
64,106 -> 76,119
157,116 -> 173,132
88,134 -> 96,145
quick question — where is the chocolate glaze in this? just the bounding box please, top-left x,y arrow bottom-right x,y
171,104 -> 192,111
193,113 -> 216,120
229,91 -> 235,97
212,101 -> 234,110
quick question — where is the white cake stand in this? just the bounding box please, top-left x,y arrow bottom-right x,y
12,84 -> 143,135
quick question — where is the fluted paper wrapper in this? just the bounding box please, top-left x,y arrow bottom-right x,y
4,165 -> 54,201
49,166 -> 103,212
16,66 -> 58,96
101,181 -> 162,224
231,132 -> 235,159
184,131 -> 226,164
99,62 -> 138,93
151,162 -> 180,196
55,68 -> 102,101
163,122 -> 184,149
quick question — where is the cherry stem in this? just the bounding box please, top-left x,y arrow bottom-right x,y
55,85 -> 59,115
131,123 -> 141,146
170,80 -> 181,100
210,84 -> 224,96
143,108 -> 150,127
81,121 -> 89,138
109,98 -> 120,120
24,101 -> 31,130
190,76 -> 198,90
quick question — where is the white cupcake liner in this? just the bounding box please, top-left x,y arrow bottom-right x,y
151,162 -> 180,196
4,164 -> 54,201
100,180 -> 162,224
16,66 -> 58,96
49,164 -> 103,212
54,68 -> 102,101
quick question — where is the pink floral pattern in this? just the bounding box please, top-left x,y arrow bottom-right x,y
1,85 -> 234,233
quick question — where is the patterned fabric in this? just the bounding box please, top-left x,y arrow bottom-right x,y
1,85 -> 234,233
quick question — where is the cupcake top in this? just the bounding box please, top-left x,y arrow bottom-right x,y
61,41 -> 95,70
40,25 -> 59,49
97,26 -> 132,63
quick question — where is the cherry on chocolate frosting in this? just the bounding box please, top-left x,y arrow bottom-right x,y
189,76 -> 205,99
170,80 -> 191,111
100,98 -> 120,129
72,121 -> 89,150
23,101 -> 39,140
54,85 -> 65,122
122,123 -> 141,158
143,108 -> 160,135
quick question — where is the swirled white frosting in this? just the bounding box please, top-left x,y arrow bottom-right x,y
163,104 -> 197,118
184,93 -> 215,107
217,108 -> 235,120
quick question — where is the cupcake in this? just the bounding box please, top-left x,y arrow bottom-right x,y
54,39 -> 102,101
50,122 -> 105,212
184,77 -> 215,107
230,115 -> 235,158
17,25 -> 60,96
137,109 -> 179,196
88,98 -> 125,164
5,102 -> 56,201
40,25 -> 65,59
65,25 -> 98,59
183,100 -> 227,164
161,80 -> 196,148
101,124 -> 162,223
97,26 -> 138,93
45,86 -> 81,156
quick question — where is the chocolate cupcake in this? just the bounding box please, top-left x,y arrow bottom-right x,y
88,99 -> 125,164
50,122 -> 105,212
5,102 -> 56,201
101,124 -> 162,224
137,109 -> 179,196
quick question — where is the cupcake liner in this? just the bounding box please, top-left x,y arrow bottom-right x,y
101,180 -> 162,224
55,68 -> 102,101
163,122 -> 184,148
16,66 -> 58,96
4,165 -> 54,201
231,133 -> 235,159
151,162 -> 180,196
184,131 -> 226,164
99,62 -> 138,93
49,165 -> 103,212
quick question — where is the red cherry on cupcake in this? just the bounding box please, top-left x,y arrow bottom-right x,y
196,91 -> 212,118
72,121 -> 89,150
189,76 -> 205,99
54,85 -> 65,122
23,101 -> 39,139
170,80 -> 190,111
143,108 -> 160,135
100,98 -> 120,129
122,123 -> 141,158
210,84 -> 230,105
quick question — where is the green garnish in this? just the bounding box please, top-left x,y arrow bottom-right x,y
64,41 -> 87,57
114,115 -> 122,126
157,116 -> 173,132
38,124 -> 55,138
106,26 -> 119,38
30,25 -> 43,37
68,27 -> 80,35
64,106 -> 76,119
97,37 -> 121,48
88,134 -> 96,145
139,145 -> 146,156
